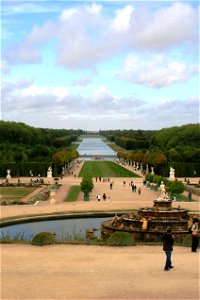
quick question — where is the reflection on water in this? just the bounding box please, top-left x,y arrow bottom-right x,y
0,217 -> 110,241
77,138 -> 116,156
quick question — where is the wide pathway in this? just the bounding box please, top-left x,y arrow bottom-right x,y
1,161 -> 199,220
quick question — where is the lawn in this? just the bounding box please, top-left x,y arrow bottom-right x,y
64,186 -> 81,202
78,161 -> 140,178
0,187 -> 37,205
1,187 -> 36,197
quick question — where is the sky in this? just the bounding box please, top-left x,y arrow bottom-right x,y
1,0 -> 199,131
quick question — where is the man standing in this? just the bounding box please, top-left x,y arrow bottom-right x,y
162,228 -> 174,271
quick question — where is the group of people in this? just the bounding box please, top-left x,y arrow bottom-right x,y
162,218 -> 199,271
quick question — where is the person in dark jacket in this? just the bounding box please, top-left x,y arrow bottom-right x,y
162,228 -> 174,271
191,218 -> 199,252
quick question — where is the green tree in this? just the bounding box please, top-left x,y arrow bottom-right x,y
80,176 -> 94,201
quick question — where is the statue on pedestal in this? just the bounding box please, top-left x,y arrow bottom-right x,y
47,166 -> 52,178
6,169 -> 11,179
151,167 -> 154,175
158,181 -> 169,200
169,167 -> 175,180
50,191 -> 56,204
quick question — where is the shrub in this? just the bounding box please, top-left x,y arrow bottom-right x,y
167,180 -> 184,196
182,234 -> 192,247
107,231 -> 135,246
32,232 -> 56,246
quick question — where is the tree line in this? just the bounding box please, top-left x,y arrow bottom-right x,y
100,124 -> 200,177
1,121 -> 199,177
0,121 -> 83,177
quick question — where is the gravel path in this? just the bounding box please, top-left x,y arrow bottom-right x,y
1,244 -> 199,300
1,162 -> 199,299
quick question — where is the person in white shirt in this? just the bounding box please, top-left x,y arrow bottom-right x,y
191,218 -> 199,252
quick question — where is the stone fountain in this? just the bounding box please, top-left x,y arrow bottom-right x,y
101,182 -> 192,240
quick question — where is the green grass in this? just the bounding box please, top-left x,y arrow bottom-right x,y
78,161 -> 140,178
1,187 -> 36,205
64,185 -> 81,202
1,196 -> 21,201
1,187 -> 36,197
107,143 -> 127,152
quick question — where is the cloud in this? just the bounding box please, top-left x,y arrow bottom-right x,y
3,2 -> 198,68
1,80 -> 144,123
72,75 -> 92,87
118,55 -> 198,88
110,5 -> 134,33
129,2 -> 198,50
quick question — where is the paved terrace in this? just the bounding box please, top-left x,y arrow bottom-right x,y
1,161 -> 199,219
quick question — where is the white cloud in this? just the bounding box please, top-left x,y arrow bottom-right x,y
3,2 -> 198,68
72,75 -> 92,87
21,85 -> 47,97
111,5 -> 134,33
59,8 -> 77,21
118,55 -> 198,88
130,2 -> 198,50
0,61 -> 10,73
52,87 -> 69,102
86,3 -> 102,15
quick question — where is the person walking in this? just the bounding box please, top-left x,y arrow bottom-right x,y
162,228 -> 174,271
97,194 -> 101,201
188,191 -> 192,201
102,193 -> 106,201
191,218 -> 199,252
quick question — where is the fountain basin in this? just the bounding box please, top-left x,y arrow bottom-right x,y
101,199 -> 191,240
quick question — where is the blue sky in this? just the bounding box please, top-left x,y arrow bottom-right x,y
1,0 -> 199,130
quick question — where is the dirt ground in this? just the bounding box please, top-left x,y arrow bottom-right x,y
1,162 -> 200,300
1,244 -> 200,300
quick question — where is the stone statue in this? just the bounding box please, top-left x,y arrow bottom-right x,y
151,167 -> 154,175
158,181 -> 169,200
169,167 -> 175,180
6,169 -> 11,179
47,166 -> 52,178
50,191 -> 56,204
141,217 -> 148,230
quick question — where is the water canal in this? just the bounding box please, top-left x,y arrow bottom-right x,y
77,137 -> 116,157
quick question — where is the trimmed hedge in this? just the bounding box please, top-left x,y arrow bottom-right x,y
32,232 -> 56,246
182,235 -> 192,247
107,231 -> 135,246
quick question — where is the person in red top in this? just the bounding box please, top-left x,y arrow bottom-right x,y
191,218 -> 199,252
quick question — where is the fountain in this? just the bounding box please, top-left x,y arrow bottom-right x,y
101,182 -> 192,240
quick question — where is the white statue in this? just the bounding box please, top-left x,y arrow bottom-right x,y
50,191 -> 56,204
6,169 -> 11,179
169,167 -> 175,180
146,164 -> 149,173
47,166 -> 52,178
151,167 -> 154,175
62,167 -> 65,175
158,181 -> 169,200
